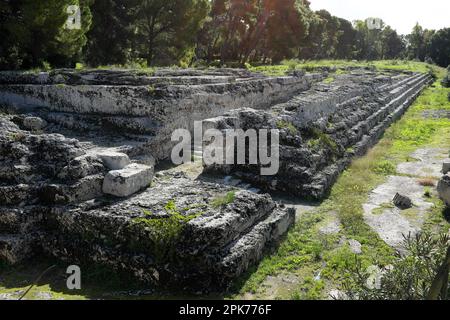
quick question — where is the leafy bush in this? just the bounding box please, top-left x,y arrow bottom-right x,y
343,233 -> 450,300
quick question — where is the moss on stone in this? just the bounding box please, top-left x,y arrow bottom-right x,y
276,120 -> 298,135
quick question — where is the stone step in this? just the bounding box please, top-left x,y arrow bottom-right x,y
43,111 -> 162,137
211,207 -> 295,284
342,75 -> 431,146
303,75 -> 431,199
182,192 -> 277,252
381,73 -> 429,104
378,73 -> 423,93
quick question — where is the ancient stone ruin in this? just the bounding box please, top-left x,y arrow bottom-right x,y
0,67 -> 432,291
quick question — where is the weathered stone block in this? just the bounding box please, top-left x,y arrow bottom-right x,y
97,151 -> 131,170
102,164 -> 154,197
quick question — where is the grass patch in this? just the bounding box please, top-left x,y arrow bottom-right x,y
130,200 -> 201,262
249,60 -> 445,79
211,191 -> 236,208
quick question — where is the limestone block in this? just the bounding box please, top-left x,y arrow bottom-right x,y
97,151 -> 131,170
102,164 -> 154,197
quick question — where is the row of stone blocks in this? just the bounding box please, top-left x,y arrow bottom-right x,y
201,71 -> 433,200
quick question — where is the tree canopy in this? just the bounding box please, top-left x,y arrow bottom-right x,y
1,0 -> 449,70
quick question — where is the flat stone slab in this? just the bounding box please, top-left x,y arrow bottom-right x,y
102,163 -> 154,197
363,176 -> 433,249
397,148 -> 448,178
97,150 -> 131,170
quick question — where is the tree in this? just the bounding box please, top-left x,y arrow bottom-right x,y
381,26 -> 405,59
84,0 -> 133,66
130,0 -> 209,66
0,0 -> 92,70
242,0 -> 309,64
335,18 -> 356,59
407,26 -> 435,63
428,28 -> 450,68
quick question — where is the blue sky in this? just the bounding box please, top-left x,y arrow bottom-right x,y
310,0 -> 450,35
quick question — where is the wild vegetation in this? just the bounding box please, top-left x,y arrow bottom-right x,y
1,0 -> 450,70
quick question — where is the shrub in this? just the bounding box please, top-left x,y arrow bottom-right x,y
343,233 -> 450,300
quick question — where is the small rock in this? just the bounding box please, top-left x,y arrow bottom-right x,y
23,116 -> 47,131
97,151 -> 131,170
393,193 -> 412,209
348,239 -> 362,254
103,164 -> 154,197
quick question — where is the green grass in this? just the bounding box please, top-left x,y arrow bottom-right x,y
129,200 -> 201,262
249,60 -> 445,78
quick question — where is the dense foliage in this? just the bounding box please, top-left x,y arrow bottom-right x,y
1,0 -> 450,70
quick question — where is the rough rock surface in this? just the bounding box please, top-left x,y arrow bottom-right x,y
203,70 -> 432,199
